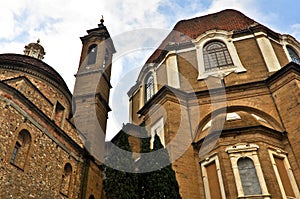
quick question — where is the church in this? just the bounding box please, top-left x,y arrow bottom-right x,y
1,9 -> 300,199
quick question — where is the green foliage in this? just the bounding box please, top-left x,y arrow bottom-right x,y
139,134 -> 181,199
103,129 -> 181,199
103,131 -> 139,199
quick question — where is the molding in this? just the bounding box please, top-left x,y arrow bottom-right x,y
0,54 -> 72,106
226,143 -> 270,198
166,54 -> 180,89
268,149 -> 300,199
281,34 -> 300,63
200,154 -> 226,199
3,75 -> 54,106
225,143 -> 259,154
150,117 -> 165,148
193,30 -> 246,80
75,68 -> 112,89
254,32 -> 281,72
266,62 -> 300,92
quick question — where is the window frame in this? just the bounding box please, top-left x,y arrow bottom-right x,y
268,148 -> 300,199
10,142 -> 21,164
237,157 -> 262,195
60,162 -> 73,196
225,143 -> 270,198
200,154 -> 226,199
145,74 -> 155,102
9,129 -> 32,170
87,44 -> 98,65
194,30 -> 246,80
203,41 -> 234,71
282,35 -> 300,65
150,117 -> 165,149
52,100 -> 65,128
286,45 -> 300,64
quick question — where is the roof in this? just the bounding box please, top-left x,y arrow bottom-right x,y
0,53 -> 71,100
174,9 -> 256,39
146,9 -> 265,64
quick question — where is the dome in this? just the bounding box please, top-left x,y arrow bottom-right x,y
0,53 -> 71,103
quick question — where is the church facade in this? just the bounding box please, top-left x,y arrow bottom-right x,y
127,9 -> 300,199
0,9 -> 300,199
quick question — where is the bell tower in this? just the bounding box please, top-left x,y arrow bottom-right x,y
73,17 -> 115,161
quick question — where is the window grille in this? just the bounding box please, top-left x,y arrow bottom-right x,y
287,46 -> 300,64
145,75 -> 154,101
203,41 -> 233,70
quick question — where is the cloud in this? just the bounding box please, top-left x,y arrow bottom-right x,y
291,24 -> 300,40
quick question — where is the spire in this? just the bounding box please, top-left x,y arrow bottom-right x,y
100,15 -> 104,24
24,39 -> 46,60
98,15 -> 105,28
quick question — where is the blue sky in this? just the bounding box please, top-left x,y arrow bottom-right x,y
1,0 -> 300,140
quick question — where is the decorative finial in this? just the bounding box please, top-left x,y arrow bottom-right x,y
100,15 -> 104,24
37,38 -> 40,44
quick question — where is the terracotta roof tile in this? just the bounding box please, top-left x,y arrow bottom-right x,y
146,9 -> 259,63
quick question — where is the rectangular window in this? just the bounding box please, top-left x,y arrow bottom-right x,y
206,161 -> 222,199
201,154 -> 226,199
269,149 -> 300,199
274,156 -> 295,197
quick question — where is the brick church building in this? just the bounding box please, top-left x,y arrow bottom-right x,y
127,9 -> 300,199
1,9 -> 300,199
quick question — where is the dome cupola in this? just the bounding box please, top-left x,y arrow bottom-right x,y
24,39 -> 45,60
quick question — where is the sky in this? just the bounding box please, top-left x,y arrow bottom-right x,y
1,0 -> 300,140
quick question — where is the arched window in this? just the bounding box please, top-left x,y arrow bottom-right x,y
145,74 -> 154,102
60,163 -> 73,196
88,44 -> 98,65
203,41 -> 233,70
53,101 -> 65,127
287,46 -> 300,64
10,130 -> 31,169
238,157 -> 262,195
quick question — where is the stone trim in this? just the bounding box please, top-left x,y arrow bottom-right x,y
225,143 -> 270,198
268,148 -> 300,199
150,117 -> 165,149
281,34 -> 300,63
166,53 -> 180,89
254,32 -> 281,72
194,30 -> 246,79
139,70 -> 158,109
200,154 -> 226,199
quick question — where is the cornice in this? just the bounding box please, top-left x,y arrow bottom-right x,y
0,54 -> 72,112
266,62 -> 300,89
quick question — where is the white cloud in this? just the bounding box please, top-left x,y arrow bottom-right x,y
291,24 -> 300,40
